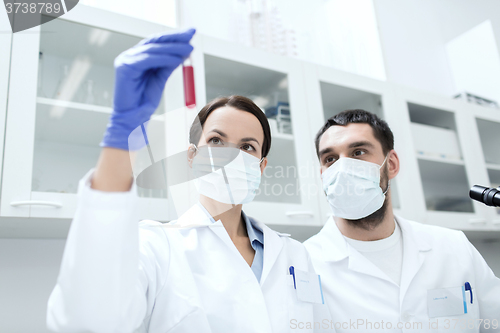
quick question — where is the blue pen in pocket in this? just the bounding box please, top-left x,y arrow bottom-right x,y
289,266 -> 296,289
465,282 -> 473,304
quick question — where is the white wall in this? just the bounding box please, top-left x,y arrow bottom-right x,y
374,0 -> 500,96
0,239 -> 65,333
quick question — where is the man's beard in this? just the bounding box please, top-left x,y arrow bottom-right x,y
345,164 -> 390,231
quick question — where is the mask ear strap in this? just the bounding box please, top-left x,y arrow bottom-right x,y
383,179 -> 390,195
380,154 -> 390,195
380,154 -> 389,169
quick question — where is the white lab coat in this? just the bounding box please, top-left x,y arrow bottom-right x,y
47,169 -> 332,333
304,216 -> 500,333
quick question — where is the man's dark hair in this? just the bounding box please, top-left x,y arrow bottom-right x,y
315,109 -> 394,157
189,95 -> 272,158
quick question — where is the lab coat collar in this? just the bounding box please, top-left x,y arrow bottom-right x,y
173,203 -> 215,228
318,216 -> 350,262
319,215 -> 433,263
395,216 -> 432,253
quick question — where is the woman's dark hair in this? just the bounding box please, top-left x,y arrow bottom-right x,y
189,95 -> 272,157
315,109 -> 394,157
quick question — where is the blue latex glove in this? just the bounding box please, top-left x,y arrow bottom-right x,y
101,28 -> 195,150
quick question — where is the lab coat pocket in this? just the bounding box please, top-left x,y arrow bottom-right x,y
428,288 -> 479,333
288,274 -> 316,332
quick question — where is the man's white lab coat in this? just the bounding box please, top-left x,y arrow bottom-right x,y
304,216 -> 500,333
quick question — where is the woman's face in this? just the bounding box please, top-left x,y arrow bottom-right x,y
192,106 -> 268,172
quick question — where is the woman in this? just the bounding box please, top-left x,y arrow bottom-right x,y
47,29 -> 331,333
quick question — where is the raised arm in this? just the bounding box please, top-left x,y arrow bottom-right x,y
46,29 -> 195,333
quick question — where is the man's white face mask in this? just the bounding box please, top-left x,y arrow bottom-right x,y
192,146 -> 263,205
322,156 -> 389,220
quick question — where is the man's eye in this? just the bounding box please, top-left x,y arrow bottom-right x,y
324,156 -> 336,166
353,150 -> 366,157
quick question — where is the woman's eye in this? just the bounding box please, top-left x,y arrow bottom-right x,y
208,137 -> 222,145
241,144 -> 255,152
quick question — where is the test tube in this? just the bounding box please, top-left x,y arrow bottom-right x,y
183,57 -> 196,108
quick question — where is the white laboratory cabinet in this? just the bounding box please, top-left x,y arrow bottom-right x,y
0,5 -> 499,239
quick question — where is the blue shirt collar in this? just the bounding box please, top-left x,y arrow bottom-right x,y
242,210 -> 264,248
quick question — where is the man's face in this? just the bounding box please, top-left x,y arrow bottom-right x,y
317,123 -> 400,225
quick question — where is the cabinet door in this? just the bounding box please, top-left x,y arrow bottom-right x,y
2,23 -> 40,218
0,10 -> 11,194
199,36 -> 321,226
1,12 -> 184,222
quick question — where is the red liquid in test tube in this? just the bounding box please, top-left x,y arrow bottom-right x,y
183,57 -> 196,108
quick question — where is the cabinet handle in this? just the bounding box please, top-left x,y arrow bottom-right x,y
285,211 -> 314,218
468,218 -> 486,225
10,201 -> 62,208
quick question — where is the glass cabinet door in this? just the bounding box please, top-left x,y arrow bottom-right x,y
408,103 -> 474,213
204,55 -> 299,204
200,39 -> 321,226
2,16 -> 182,220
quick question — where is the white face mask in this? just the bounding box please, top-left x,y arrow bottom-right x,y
321,156 -> 389,220
192,146 -> 262,205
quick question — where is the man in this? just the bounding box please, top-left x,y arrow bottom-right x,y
304,109 -> 500,333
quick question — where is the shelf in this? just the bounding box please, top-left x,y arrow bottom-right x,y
416,154 -> 464,166
37,97 -> 112,114
272,132 -> 294,140
320,82 -> 383,120
486,164 -> 500,172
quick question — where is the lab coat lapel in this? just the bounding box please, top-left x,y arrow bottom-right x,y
397,216 -> 432,307
174,204 -> 213,228
208,220 -> 242,258
319,217 -> 349,262
252,219 -> 284,286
